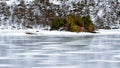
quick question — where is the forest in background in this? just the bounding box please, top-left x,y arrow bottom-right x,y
0,0 -> 119,32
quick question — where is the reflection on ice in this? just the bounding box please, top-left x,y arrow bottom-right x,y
0,64 -> 14,67
85,60 -> 120,63
0,34 -> 120,68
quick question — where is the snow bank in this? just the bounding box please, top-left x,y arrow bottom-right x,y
0,29 -> 120,36
96,29 -> 120,35
0,29 -> 93,36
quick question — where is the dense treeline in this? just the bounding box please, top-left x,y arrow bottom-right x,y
0,0 -> 119,31
0,0 -> 94,31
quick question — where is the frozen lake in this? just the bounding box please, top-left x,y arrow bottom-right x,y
0,34 -> 120,68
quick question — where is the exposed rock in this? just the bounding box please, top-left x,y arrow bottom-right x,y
25,32 -> 36,35
104,26 -> 111,29
26,25 -> 33,29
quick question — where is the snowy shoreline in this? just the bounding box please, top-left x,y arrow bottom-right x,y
0,29 -> 120,36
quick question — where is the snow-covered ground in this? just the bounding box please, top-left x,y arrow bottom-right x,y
5,0 -> 34,5
0,29 -> 120,36
96,29 -> 120,35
